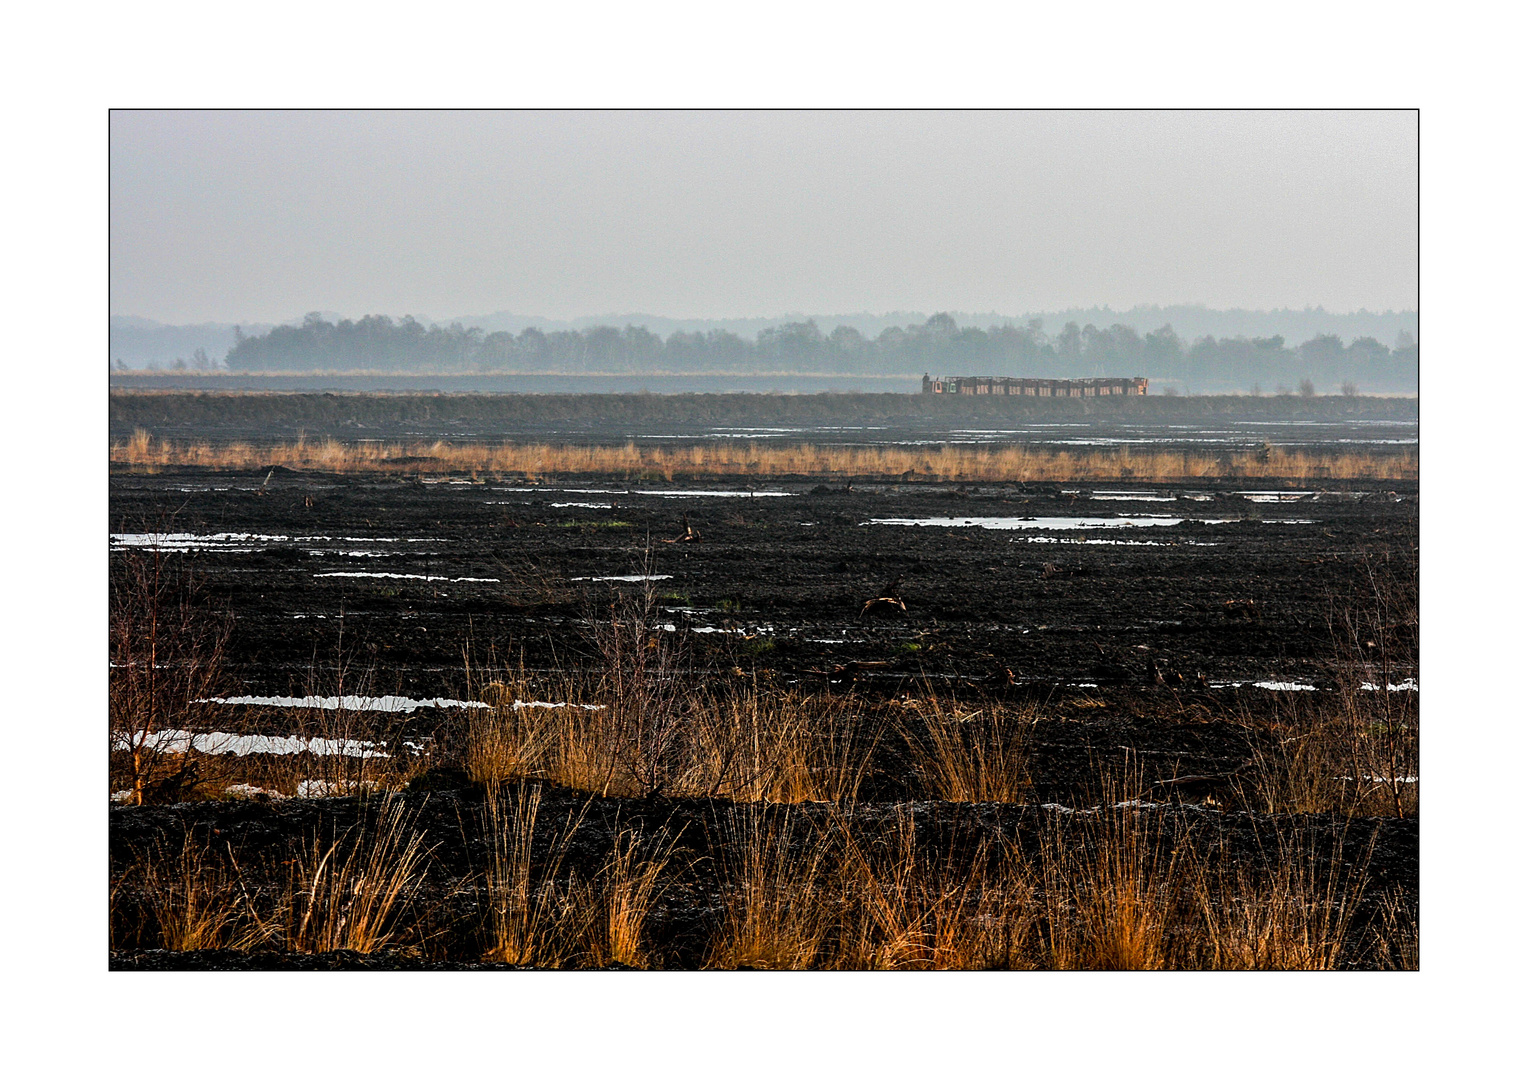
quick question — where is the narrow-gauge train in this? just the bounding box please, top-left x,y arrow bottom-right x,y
922,375 -> 1148,397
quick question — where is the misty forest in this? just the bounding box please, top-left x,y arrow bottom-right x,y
180,312 -> 1420,392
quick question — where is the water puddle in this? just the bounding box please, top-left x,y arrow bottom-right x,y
551,502 -> 618,509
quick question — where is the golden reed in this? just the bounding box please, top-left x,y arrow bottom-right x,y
112,431 -> 1416,483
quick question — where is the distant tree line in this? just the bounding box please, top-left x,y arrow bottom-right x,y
224,312 -> 1419,391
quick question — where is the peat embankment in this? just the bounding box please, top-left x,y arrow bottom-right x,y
110,390 -> 1418,443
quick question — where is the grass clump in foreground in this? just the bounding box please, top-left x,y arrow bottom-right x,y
112,783 -> 1413,969
113,795 -> 435,956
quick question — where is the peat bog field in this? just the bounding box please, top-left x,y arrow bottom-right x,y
108,401 -> 1418,970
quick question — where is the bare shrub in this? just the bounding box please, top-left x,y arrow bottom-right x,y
1366,890 -> 1420,970
110,547 -> 234,804
682,689 -> 878,803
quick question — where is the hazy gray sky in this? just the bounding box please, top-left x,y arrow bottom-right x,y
110,110 -> 1417,324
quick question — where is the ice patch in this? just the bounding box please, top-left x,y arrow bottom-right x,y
114,728 -> 389,758
1208,680 -> 1323,691
1018,536 -> 1218,547
571,574 -> 674,582
551,502 -> 617,508
1237,491 -> 1315,503
195,693 -> 603,714
632,490 -> 796,498
313,572 -> 500,582
1336,775 -> 1419,784
112,532 -> 289,552
114,533 -> 442,553
199,694 -> 492,713
865,516 -> 1234,530
1084,491 -> 1179,503
1361,679 -> 1418,692
297,779 -> 386,797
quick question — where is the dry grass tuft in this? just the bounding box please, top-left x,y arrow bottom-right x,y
127,833 -> 264,952
1194,842 -> 1364,971
479,784 -> 671,968
279,795 -> 432,953
706,807 -> 835,970
580,829 -> 674,969
897,700 -> 1033,803
481,784 -> 587,966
